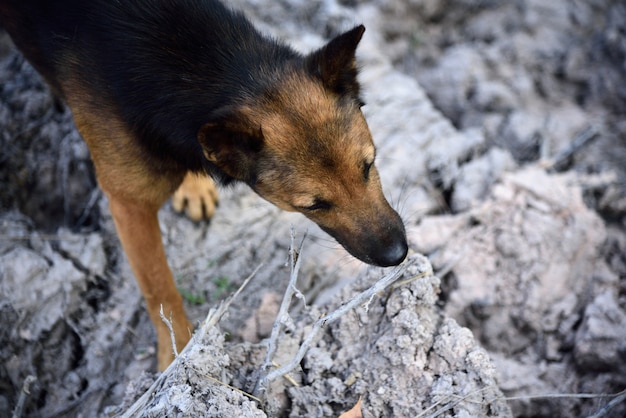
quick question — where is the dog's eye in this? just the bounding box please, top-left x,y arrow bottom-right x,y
363,160 -> 374,181
303,199 -> 332,212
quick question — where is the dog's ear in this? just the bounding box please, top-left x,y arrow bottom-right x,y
197,116 -> 263,183
306,25 -> 365,97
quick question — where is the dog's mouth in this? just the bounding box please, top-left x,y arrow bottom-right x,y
321,213 -> 408,267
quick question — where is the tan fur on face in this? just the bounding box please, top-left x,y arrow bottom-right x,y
244,71 -> 376,211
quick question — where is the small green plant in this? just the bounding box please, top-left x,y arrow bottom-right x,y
211,276 -> 235,300
178,288 -> 206,305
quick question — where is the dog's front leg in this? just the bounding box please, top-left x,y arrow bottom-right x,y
108,195 -> 193,370
69,101 -> 194,370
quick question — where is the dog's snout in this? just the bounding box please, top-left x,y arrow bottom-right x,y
374,236 -> 408,267
368,218 -> 408,266
321,200 -> 409,267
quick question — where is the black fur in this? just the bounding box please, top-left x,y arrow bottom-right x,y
0,0 -> 304,183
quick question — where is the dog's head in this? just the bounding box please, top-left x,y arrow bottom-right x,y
198,25 -> 407,267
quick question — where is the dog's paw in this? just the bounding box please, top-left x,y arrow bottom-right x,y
172,173 -> 219,221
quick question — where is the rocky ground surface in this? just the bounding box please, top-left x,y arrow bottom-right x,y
1,0 -> 625,417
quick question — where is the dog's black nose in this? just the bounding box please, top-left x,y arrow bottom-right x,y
373,238 -> 408,267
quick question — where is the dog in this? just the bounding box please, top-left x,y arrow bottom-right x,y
0,0 -> 408,370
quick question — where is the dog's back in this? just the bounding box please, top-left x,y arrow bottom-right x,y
1,0 -> 301,178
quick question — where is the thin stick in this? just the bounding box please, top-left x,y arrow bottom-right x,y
254,228 -> 305,397
503,389 -> 626,418
504,392 -> 623,401
76,188 -> 101,227
0,234 -> 81,241
159,305 -> 179,358
11,375 -> 36,418
588,388 -> 626,418
416,387 -> 491,418
418,389 -> 626,418
201,263 -> 264,333
204,374 -> 262,404
547,125 -> 601,171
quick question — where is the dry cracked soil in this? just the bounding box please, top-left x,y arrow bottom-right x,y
1,0 -> 625,417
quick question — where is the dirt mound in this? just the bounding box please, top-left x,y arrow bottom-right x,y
107,255 -> 508,417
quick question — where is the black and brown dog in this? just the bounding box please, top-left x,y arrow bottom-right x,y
0,0 -> 407,369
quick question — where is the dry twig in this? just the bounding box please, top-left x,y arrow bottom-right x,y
588,388 -> 626,418
11,375 -> 36,418
415,388 -> 626,418
416,387 -> 491,418
254,228 -> 305,397
159,306 -> 179,358
545,125 -> 601,172
503,389 -> 626,418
